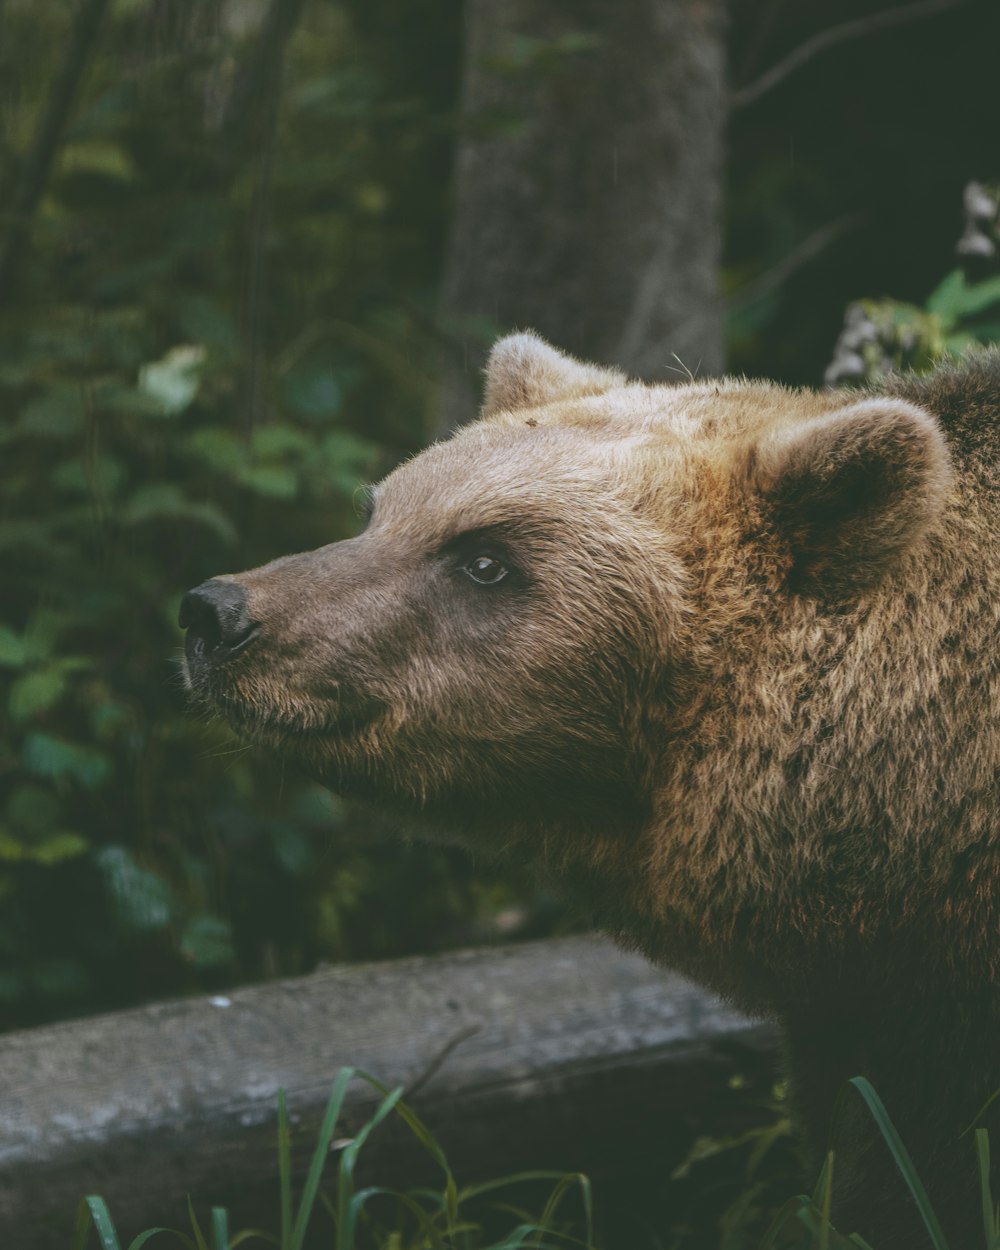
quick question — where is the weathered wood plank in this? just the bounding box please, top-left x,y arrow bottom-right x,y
0,936 -> 778,1247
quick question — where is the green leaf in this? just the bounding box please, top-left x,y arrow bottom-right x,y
271,825 -> 311,875
943,331 -> 980,357
51,455 -> 126,498
138,346 -> 208,416
0,830 -> 27,862
0,627 -> 27,668
175,296 -> 239,355
954,274 -> 1000,319
318,430 -> 376,493
238,464 -> 299,499
0,815 -> 81,865
22,609 -> 73,663
60,140 -> 137,181
926,270 -> 966,322
23,733 -> 112,788
251,425 -> 312,459
95,846 -> 176,931
35,831 -> 90,865
122,485 -> 238,545
927,270 -> 1000,324
187,428 -> 248,476
9,668 -> 69,722
0,823 -> 85,867
179,915 -> 236,968
290,784 -> 346,829
7,782 -> 62,833
19,386 -> 87,437
281,363 -> 344,420
98,382 -> 169,419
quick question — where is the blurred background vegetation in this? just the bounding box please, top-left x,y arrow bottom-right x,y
0,0 -> 998,1032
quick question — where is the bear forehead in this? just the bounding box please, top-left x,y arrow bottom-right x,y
371,425 -> 634,544
370,378 -> 840,542
481,374 -> 843,444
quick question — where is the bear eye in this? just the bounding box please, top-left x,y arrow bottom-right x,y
464,554 -> 509,585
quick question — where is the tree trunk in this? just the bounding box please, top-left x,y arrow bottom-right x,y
437,0 -> 725,432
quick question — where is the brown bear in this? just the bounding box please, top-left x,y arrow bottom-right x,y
181,333 -> 1000,1248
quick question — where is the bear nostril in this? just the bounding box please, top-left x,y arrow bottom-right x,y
179,579 -> 257,659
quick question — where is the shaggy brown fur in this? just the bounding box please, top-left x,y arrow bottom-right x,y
183,335 -> 1000,1247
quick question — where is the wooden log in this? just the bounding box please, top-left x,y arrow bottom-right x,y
0,936 -> 777,1248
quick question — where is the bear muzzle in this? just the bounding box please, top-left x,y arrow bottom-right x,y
179,578 -> 259,673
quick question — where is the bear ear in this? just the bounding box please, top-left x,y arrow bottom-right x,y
749,397 -> 951,597
482,331 -> 626,416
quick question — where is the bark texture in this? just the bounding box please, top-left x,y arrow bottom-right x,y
438,0 -> 725,431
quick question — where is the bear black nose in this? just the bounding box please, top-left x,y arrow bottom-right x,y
179,579 -> 257,660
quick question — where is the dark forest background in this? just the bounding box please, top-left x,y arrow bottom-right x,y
0,0 -> 998,1032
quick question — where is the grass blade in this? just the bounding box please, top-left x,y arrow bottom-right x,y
337,1087 -> 404,1249
357,1071 -> 460,1228
490,1224 -> 557,1250
211,1208 -> 229,1250
381,1189 -> 449,1250
813,1150 -> 834,1250
84,1197 -> 124,1250
756,1194 -> 816,1249
847,1076 -> 951,1250
277,1089 -> 292,1250
127,1232 -> 189,1250
73,1198 -> 94,1250
461,1172 -> 580,1203
963,1087 -> 1000,1136
341,1186 -> 390,1249
537,1173 -> 591,1241
976,1129 -> 999,1248
290,1066 -> 354,1250
187,1197 -> 209,1250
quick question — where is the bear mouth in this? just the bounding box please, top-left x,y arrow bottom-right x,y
196,680 -> 381,749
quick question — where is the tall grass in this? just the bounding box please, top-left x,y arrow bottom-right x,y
71,1070 -> 1000,1250
71,1068 -> 594,1250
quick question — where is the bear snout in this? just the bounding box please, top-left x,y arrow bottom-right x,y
179,578 -> 258,669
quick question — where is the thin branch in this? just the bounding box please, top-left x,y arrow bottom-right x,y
0,0 -> 112,303
733,0 -> 790,87
727,213 -> 865,311
401,1024 -> 483,1102
731,0 -> 965,111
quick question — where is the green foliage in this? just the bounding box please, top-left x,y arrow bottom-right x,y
73,1071 -> 597,1250
68,1071 -> 1000,1249
0,0 -> 530,1029
825,184 -> 1000,386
